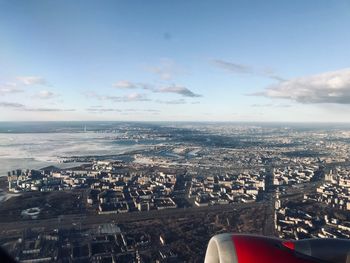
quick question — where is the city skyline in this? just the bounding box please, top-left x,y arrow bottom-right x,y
1,0 -> 350,122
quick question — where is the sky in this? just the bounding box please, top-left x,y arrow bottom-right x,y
1,0 -> 350,122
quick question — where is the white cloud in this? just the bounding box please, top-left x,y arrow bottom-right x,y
112,93 -> 149,102
86,107 -> 121,113
112,80 -> 137,89
146,59 -> 182,80
16,76 -> 48,86
37,90 -> 57,99
0,76 -> 50,96
251,103 -> 291,108
124,93 -> 147,101
25,107 -> 75,112
0,83 -> 24,95
251,68 -> 350,104
85,107 -> 160,115
85,92 -> 150,102
155,99 -> 187,104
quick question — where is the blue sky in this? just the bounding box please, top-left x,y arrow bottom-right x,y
1,0 -> 350,122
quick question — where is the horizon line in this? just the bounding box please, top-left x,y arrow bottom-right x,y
1,120 -> 350,124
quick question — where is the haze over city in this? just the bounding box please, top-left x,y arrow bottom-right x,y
1,0 -> 350,122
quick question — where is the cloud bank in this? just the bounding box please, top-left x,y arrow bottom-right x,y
252,68 -> 350,104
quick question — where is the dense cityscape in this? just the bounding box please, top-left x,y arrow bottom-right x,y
1,0 -> 350,262
0,122 -> 350,262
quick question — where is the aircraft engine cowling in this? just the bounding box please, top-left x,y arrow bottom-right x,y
204,233 -> 350,263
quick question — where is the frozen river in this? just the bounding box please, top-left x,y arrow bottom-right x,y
0,132 -> 152,176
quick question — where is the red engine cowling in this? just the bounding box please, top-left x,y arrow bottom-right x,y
204,234 -> 350,263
